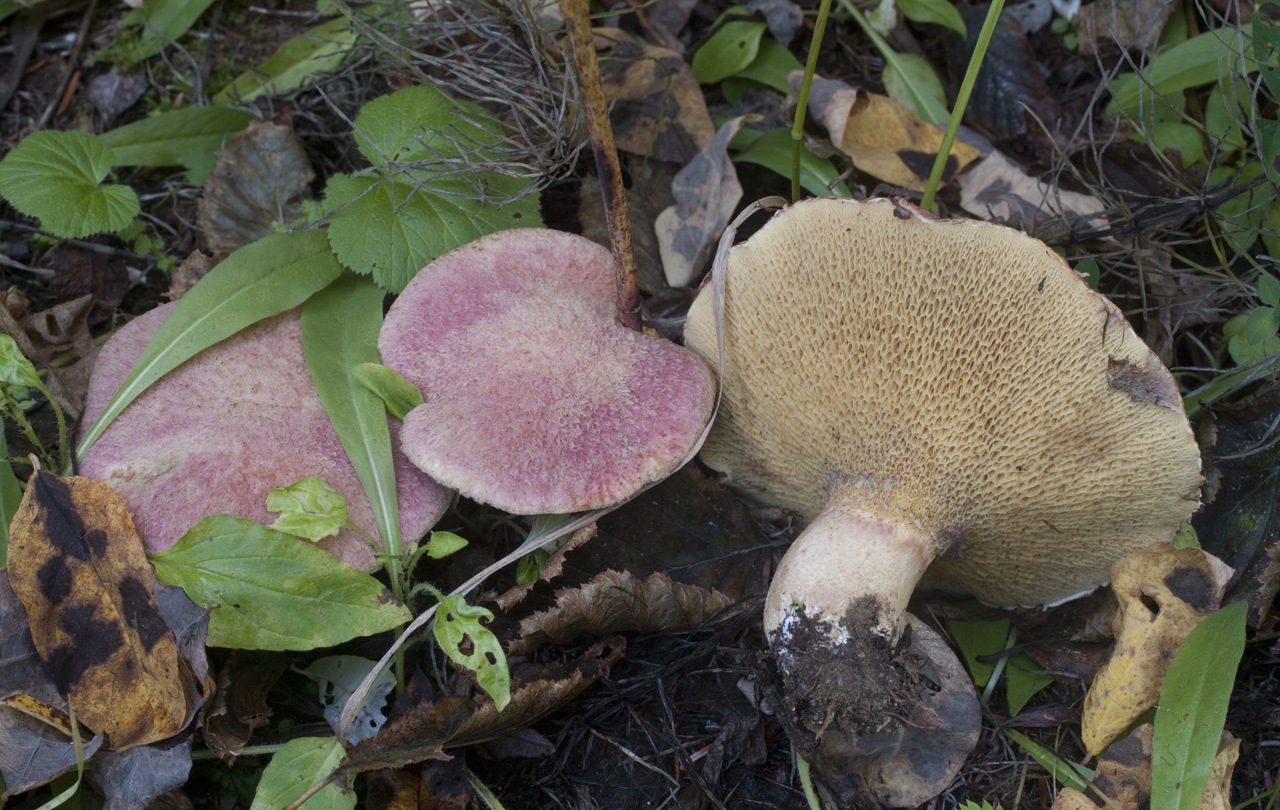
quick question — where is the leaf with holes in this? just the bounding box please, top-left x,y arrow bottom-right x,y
434,594 -> 510,710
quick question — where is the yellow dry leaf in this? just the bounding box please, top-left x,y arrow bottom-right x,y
8,470 -> 197,749
1050,789 -> 1096,810
1082,543 -> 1233,756
1199,734 -> 1241,810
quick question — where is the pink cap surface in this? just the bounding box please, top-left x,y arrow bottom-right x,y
378,228 -> 715,514
79,304 -> 453,571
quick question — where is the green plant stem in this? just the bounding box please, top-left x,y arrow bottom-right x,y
792,0 -> 834,202
797,752 -> 822,810
919,0 -> 1005,211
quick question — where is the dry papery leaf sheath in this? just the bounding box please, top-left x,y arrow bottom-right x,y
684,197 -> 1203,806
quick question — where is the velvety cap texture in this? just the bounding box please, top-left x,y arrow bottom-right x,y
79,304 -> 452,572
379,228 -> 716,514
684,197 -> 1202,606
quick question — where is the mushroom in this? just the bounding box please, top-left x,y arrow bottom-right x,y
378,228 -> 716,515
79,304 -> 452,572
683,197 -> 1202,805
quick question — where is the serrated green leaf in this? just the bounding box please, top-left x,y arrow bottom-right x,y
424,531 -> 468,560
732,127 -> 852,197
302,274 -> 404,564
1003,728 -> 1094,792
434,594 -> 510,710
215,16 -> 357,105
1258,273 -> 1280,307
693,21 -> 767,84
99,106 -> 254,184
151,515 -> 411,650
250,737 -> 353,810
267,477 -> 350,542
1005,653 -> 1054,715
733,37 -> 805,94
353,362 -> 423,420
1151,601 -> 1246,810
949,617 -> 1009,689
0,335 -> 42,389
324,173 -> 540,293
0,130 -> 139,238
76,229 -> 344,458
896,0 -> 967,34
121,0 -> 218,62
1108,24 -> 1257,120
883,51 -> 949,124
351,83 -> 503,167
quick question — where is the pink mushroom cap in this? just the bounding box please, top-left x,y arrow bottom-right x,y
78,304 -> 453,572
378,228 -> 715,514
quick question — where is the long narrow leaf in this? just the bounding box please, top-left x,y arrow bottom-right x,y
76,229 -> 343,458
300,274 -> 403,568
1151,601 -> 1247,810
1003,728 -> 1094,793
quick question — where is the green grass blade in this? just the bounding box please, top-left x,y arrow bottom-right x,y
1004,728 -> 1094,793
1151,601 -> 1247,810
76,229 -> 343,458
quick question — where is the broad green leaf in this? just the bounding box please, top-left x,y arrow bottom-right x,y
1209,161 -> 1270,258
215,16 -> 358,105
76,229 -> 344,458
1005,653 -> 1054,715
1261,273 -> 1280,309
1140,121 -> 1207,166
250,737 -> 353,810
434,594 -> 510,710
151,515 -> 411,650
1003,728 -> 1094,792
1245,305 -> 1280,346
1204,79 -> 1250,153
734,37 -> 805,94
298,656 -> 395,744
0,335 -> 42,388
424,531 -> 468,560
1151,601 -> 1246,810
1255,6 -> 1280,98
324,173 -> 540,293
883,51 -> 949,124
0,427 -> 19,568
301,274 -> 403,562
1108,24 -> 1257,120
99,107 -> 254,184
267,477 -> 350,542
353,363 -> 423,420
351,83 -> 503,167
896,0 -> 967,34
121,0 -> 217,62
732,127 -> 852,197
949,617 -> 1009,689
0,131 -> 139,238
1260,118 -> 1280,187
1172,522 -> 1201,549
692,21 -> 766,84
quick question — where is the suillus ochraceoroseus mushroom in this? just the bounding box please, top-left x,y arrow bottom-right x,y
683,197 -> 1203,806
79,304 -> 453,572
378,228 -> 716,515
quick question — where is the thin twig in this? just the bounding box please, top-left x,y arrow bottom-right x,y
36,0 -> 97,130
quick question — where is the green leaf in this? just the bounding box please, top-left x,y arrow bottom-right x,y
1151,601 -> 1247,810
1203,79 -> 1250,153
301,274 -> 403,564
734,37 -> 805,94
353,363 -> 423,420
150,515 -> 411,650
424,531 -> 468,560
1172,522 -> 1201,549
1245,306 -> 1280,346
215,16 -> 357,105
692,21 -> 767,84
896,0 -> 967,34
0,335 -> 42,389
434,594 -> 511,710
883,51 -> 949,124
324,173 -> 540,293
267,477 -> 350,542
0,130 -> 139,238
1140,121 -> 1207,166
948,617 -> 1009,689
98,107 -> 254,184
122,0 -> 218,62
351,83 -> 504,167
1108,24 -> 1257,120
250,736 -> 353,810
1003,728 -> 1095,793
1258,272 -> 1280,307
1255,6 -> 1280,98
0,427 -> 20,568
1209,161 -> 1270,258
732,128 -> 851,197
76,229 -> 344,458
1005,653 -> 1054,716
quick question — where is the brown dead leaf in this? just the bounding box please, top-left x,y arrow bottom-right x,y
959,151 -> 1109,237
595,28 -> 715,163
509,570 -> 736,657
0,294 -> 99,420
805,76 -> 979,191
47,246 -> 129,327
654,117 -> 746,287
1082,543 -> 1234,756
496,524 -> 597,612
1077,0 -> 1176,53
167,250 -> 222,303
202,651 -> 288,764
8,471 -> 197,749
198,118 -> 315,254
367,759 -> 469,810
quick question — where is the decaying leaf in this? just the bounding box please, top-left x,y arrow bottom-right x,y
0,294 -> 98,420
804,75 -> 979,191
1082,543 -> 1233,756
508,570 -> 736,657
338,638 -> 624,774
1077,0 -> 1176,53
0,698 -> 105,798
655,117 -> 746,287
578,159 -> 677,295
197,118 -> 316,254
496,524 -> 597,612
959,151 -> 1109,237
92,733 -> 193,810
202,652 -> 289,764
595,28 -> 716,163
7,471 -> 197,749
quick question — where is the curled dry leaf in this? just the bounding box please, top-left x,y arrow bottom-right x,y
509,570 -> 736,657
803,75 -> 979,191
495,524 -> 597,612
1083,543 -> 1234,756
7,471 -> 198,749
201,652 -> 289,764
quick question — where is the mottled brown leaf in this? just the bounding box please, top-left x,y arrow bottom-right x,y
8,471 -> 196,749
201,652 -> 288,764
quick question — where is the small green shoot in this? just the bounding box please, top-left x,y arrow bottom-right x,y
1003,728 -> 1095,793
0,131 -> 139,239
353,362 -> 424,421
267,477 -> 353,543
0,334 -> 69,473
1223,270 -> 1280,365
423,531 -> 468,560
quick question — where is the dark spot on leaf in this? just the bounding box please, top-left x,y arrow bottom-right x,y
47,603 -> 122,690
84,527 -> 110,558
1164,566 -> 1215,612
119,575 -> 170,652
37,556 -> 75,603
898,149 -> 957,181
34,472 -> 90,562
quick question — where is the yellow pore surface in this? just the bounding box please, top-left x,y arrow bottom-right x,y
684,198 -> 1202,606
